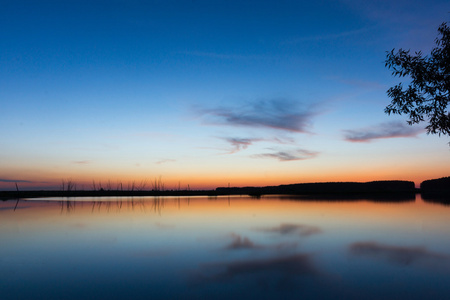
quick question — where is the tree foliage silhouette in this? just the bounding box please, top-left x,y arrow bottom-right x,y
385,22 -> 450,139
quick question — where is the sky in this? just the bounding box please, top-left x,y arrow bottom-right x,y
1,0 -> 449,190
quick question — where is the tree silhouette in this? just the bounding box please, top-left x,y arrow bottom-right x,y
385,22 -> 450,141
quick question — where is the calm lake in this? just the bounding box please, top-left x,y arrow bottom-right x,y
1,194 -> 450,299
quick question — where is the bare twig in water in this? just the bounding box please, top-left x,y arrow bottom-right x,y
14,182 -> 20,211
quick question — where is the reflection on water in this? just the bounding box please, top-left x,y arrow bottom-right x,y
349,241 -> 449,266
56,196 -> 167,214
1,195 -> 450,300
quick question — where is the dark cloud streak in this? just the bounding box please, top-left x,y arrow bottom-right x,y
344,121 -> 423,142
223,137 -> 261,154
254,149 -> 319,161
200,98 -> 317,133
219,136 -> 298,154
0,178 -> 33,183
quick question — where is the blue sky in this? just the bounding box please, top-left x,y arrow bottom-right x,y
1,0 -> 449,190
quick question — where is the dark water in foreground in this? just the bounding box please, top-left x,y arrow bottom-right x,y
1,195 -> 450,300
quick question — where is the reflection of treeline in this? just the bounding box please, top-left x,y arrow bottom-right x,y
216,181 -> 416,198
277,194 -> 415,202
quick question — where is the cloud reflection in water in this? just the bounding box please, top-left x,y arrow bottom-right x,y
257,223 -> 322,237
192,223 -> 325,295
349,242 -> 448,266
225,233 -> 261,250
193,253 -> 319,291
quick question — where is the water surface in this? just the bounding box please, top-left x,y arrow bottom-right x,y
1,195 -> 450,299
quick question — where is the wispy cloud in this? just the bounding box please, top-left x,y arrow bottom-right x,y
287,26 -> 378,43
218,136 -> 297,154
222,137 -> 262,154
349,242 -> 448,266
254,149 -> 319,162
341,0 -> 447,51
180,51 -> 267,60
271,136 -> 296,144
343,121 -> 423,142
199,98 -> 318,133
327,76 -> 385,90
72,160 -> 90,165
0,178 -> 33,183
155,159 -> 176,165
257,223 -> 322,237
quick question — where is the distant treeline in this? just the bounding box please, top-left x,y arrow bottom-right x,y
216,180 -> 416,197
420,177 -> 450,202
421,176 -> 450,192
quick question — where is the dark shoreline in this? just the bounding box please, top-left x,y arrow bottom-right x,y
0,189 -> 218,200
1,178 -> 448,202
0,180 -> 420,200
0,189 -> 419,199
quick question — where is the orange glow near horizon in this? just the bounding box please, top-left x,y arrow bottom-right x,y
1,152 -> 449,190
1,169 -> 448,191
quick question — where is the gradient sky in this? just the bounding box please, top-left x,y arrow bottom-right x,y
1,0 -> 449,190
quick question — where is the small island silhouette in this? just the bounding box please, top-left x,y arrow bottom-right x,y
420,177 -> 450,203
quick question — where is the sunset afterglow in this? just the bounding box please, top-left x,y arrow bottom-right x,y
1,0 -> 449,190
